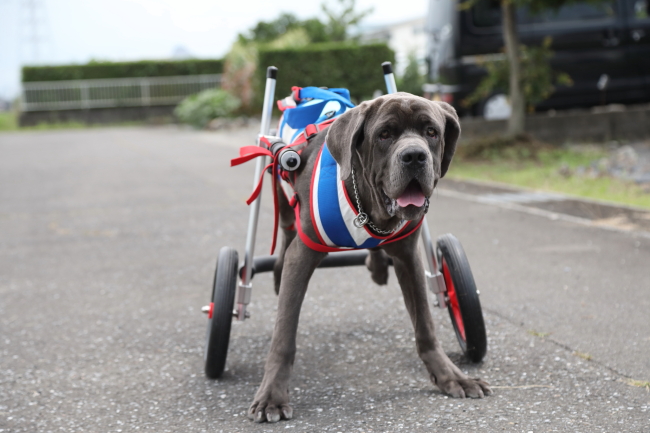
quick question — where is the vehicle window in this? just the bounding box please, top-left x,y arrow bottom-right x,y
471,0 -> 616,29
628,0 -> 649,20
472,0 -> 501,28
531,2 -> 616,24
471,0 -> 536,28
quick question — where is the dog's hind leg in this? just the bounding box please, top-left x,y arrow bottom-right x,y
365,248 -> 390,285
273,186 -> 297,295
383,238 -> 492,399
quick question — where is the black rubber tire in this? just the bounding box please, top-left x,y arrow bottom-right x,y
204,247 -> 239,379
436,234 -> 487,363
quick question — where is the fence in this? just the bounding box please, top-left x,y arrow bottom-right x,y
21,74 -> 222,112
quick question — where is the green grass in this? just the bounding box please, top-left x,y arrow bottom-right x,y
0,111 -> 148,132
449,144 -> 650,210
573,351 -> 593,361
623,378 -> 650,390
0,111 -> 18,131
527,329 -> 551,338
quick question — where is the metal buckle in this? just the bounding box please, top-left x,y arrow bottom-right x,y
353,212 -> 369,228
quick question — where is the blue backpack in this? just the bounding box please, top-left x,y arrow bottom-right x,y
277,86 -> 355,144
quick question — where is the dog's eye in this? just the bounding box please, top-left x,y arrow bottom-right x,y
426,127 -> 438,138
379,130 -> 390,140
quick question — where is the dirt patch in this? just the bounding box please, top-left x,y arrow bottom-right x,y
440,179 -> 650,233
508,199 -> 650,232
440,178 -> 519,196
456,134 -> 553,161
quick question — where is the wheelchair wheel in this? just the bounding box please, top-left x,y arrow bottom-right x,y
204,246 -> 239,379
436,234 -> 487,363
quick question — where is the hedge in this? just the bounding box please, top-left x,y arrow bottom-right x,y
22,59 -> 224,82
257,42 -> 395,106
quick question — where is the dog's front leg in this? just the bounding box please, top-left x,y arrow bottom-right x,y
383,239 -> 492,399
273,184 -> 297,295
248,238 -> 326,423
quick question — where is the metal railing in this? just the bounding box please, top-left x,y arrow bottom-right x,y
21,74 -> 222,112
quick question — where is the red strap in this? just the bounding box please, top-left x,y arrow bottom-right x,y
245,163 -> 272,205
230,119 -> 336,254
305,123 -> 318,138
230,146 -> 272,166
230,138 -> 279,253
292,86 -> 302,102
290,118 -> 337,147
293,204 -> 350,253
292,200 -> 424,253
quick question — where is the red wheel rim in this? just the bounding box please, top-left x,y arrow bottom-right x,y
442,258 -> 466,341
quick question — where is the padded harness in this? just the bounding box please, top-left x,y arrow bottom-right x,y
231,87 -> 423,254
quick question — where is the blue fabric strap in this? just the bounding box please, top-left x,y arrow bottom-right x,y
297,87 -> 355,108
282,87 -> 355,131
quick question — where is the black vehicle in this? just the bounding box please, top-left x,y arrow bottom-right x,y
426,0 -> 650,118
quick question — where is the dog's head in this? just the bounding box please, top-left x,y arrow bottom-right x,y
325,92 -> 460,222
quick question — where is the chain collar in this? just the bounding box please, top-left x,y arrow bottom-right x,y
350,167 -> 400,235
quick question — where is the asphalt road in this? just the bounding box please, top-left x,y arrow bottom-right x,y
1,126 -> 649,432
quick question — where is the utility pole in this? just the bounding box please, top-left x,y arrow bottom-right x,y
20,0 -> 48,64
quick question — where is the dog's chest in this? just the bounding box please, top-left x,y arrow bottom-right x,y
284,142 -> 408,250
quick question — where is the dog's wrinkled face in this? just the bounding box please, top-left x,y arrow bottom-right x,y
326,93 -> 460,222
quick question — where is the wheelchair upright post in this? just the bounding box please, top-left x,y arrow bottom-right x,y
382,62 -> 398,95
382,61 -> 447,308
236,66 -> 278,321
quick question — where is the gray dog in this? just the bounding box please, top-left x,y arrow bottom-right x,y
248,93 -> 492,423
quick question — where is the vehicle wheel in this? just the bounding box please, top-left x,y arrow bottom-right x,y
436,234 -> 487,362
204,247 -> 239,379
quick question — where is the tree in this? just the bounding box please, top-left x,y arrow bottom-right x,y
245,13 -> 301,43
398,53 -> 426,96
221,40 -> 257,111
475,0 -> 608,137
501,0 -> 524,137
321,0 -> 373,42
227,0 -> 374,110
239,0 -> 372,45
464,37 -> 572,112
301,18 -> 330,43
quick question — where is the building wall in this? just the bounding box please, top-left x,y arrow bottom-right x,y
460,106 -> 650,144
362,18 -> 427,76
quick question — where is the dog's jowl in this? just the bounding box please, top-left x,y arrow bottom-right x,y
248,93 -> 492,423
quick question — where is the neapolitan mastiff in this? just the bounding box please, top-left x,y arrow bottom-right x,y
248,92 -> 492,423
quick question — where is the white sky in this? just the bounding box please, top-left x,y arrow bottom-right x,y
0,0 -> 428,100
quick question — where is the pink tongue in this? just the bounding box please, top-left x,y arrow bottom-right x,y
396,183 -> 426,207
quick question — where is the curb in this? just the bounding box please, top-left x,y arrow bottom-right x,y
437,178 -> 650,239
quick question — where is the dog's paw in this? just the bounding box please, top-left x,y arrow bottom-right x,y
434,375 -> 492,399
248,397 -> 293,423
365,250 -> 389,285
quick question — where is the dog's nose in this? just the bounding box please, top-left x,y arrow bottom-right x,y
400,148 -> 427,167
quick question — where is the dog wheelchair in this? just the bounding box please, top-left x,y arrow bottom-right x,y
202,62 -> 487,379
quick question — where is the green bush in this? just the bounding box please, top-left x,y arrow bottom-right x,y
22,59 -> 224,82
174,89 -> 241,129
397,53 -> 426,96
256,42 -> 394,107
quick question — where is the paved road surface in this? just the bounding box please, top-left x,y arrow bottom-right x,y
1,126 -> 649,432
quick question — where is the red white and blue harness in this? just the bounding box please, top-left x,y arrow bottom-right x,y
231,87 -> 423,254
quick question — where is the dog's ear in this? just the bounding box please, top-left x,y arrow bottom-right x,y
325,103 -> 368,180
433,101 -> 461,178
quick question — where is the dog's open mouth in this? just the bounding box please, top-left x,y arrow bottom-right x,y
397,180 -> 426,208
383,180 -> 429,217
